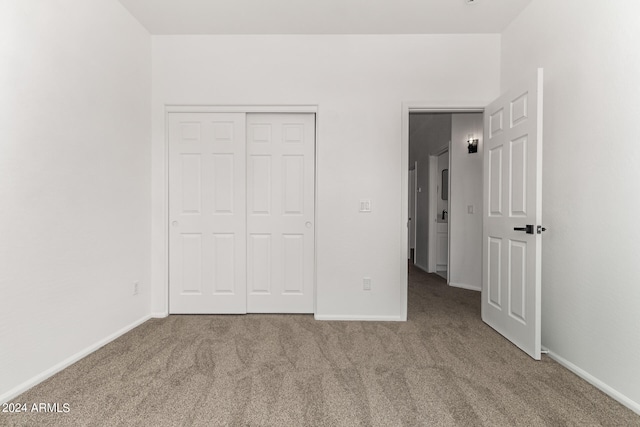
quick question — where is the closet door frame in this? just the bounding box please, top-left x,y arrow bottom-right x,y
163,105 -> 319,315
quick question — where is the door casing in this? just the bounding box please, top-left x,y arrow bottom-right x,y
428,143 -> 451,279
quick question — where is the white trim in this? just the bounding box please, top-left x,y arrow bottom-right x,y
449,282 -> 481,292
163,111 -> 170,315
313,109 -> 321,316
429,147 -> 452,277
0,314 -> 152,404
315,314 -> 403,322
400,104 -> 409,321
411,161 -> 418,258
428,154 -> 438,272
446,139 -> 452,284
165,105 -> 318,114
151,311 -> 169,318
163,105 -> 319,315
546,349 -> 640,415
406,107 -> 486,114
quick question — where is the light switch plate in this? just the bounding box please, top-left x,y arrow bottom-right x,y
359,200 -> 372,213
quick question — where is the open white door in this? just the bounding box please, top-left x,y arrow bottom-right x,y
482,69 -> 543,360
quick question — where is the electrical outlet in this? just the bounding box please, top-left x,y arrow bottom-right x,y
133,281 -> 139,296
359,200 -> 372,213
363,277 -> 372,291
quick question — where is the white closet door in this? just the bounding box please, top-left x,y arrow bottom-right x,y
169,113 -> 247,314
246,114 -> 315,313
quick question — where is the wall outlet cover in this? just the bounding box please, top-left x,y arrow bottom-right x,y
359,200 -> 372,213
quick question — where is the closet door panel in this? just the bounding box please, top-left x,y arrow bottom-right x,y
169,113 -> 247,313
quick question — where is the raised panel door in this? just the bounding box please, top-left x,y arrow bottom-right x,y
482,69 -> 543,359
169,113 -> 247,313
246,114 -> 315,313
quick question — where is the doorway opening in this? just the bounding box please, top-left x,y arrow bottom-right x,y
405,110 -> 484,304
401,70 -> 544,360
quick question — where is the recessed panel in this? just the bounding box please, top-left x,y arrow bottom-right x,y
212,234 -> 235,294
488,146 -> 503,216
180,234 -> 202,295
212,154 -> 234,214
488,237 -> 502,309
283,124 -> 304,143
212,121 -> 234,142
250,155 -> 271,214
511,92 -> 528,128
283,155 -> 304,215
180,154 -> 201,214
283,234 -> 304,294
181,122 -> 201,141
490,109 -> 504,137
509,240 -> 527,324
249,234 -> 271,294
510,136 -> 528,217
251,124 -> 272,143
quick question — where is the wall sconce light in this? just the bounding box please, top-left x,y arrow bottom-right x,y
467,134 -> 478,153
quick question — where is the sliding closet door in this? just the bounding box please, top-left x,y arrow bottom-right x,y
246,114 -> 316,313
168,113 -> 247,313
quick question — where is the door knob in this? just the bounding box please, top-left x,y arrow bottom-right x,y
171,221 -> 179,227
305,222 -> 313,228
514,225 -> 547,235
514,225 -> 534,234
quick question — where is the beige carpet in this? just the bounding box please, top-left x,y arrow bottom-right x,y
3,265 -> 639,426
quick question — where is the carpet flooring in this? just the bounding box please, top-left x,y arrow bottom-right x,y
3,265 -> 639,426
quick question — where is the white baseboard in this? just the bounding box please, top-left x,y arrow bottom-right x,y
449,282 -> 481,292
314,314 -> 403,322
151,311 -> 169,318
546,349 -> 640,415
0,314 -> 152,404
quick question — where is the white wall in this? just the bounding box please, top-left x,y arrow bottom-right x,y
502,0 -> 640,412
409,114 -> 452,271
449,114 -> 483,291
151,35 -> 500,319
0,0 -> 151,401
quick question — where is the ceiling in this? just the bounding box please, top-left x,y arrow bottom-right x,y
117,0 -> 533,35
